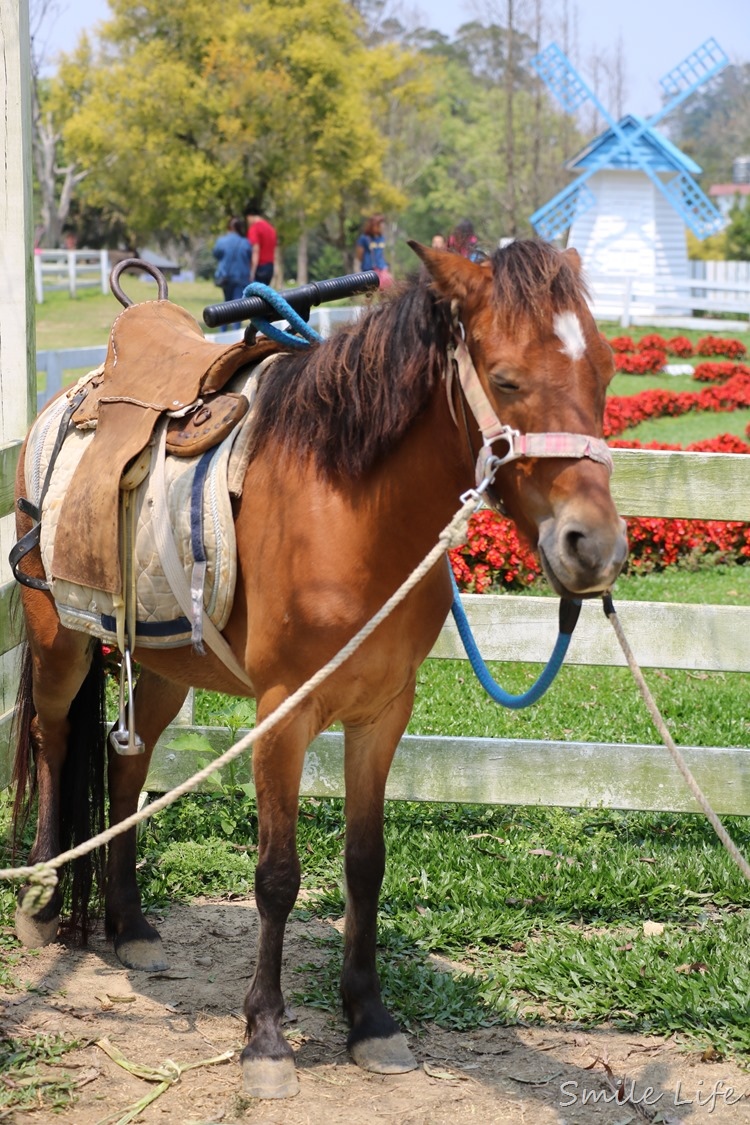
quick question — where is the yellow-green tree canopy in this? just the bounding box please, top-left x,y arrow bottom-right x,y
59,0 -> 412,245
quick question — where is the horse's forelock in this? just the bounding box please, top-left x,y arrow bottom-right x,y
490,240 -> 589,329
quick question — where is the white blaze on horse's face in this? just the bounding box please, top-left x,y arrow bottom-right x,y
553,311 -> 586,362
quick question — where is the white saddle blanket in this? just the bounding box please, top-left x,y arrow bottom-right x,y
25,372 -> 258,650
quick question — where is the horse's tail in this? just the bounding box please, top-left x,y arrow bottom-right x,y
11,639 -> 107,943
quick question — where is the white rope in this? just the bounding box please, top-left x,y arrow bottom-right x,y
0,494 -> 479,901
605,599 -> 750,884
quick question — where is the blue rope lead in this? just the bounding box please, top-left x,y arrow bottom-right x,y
449,568 -> 581,709
243,282 -> 323,348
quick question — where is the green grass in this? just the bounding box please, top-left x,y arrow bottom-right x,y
0,1033 -> 82,1116
619,410 -> 750,444
130,798 -> 750,1060
35,279 -> 220,352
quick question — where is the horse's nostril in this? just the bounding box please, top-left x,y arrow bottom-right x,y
564,528 -> 587,559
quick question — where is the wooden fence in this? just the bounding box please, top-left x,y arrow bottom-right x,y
1,444 -> 748,814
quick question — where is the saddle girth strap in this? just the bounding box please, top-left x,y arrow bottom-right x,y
149,421 -> 254,689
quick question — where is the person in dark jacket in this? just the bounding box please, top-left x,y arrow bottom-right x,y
212,217 -> 253,328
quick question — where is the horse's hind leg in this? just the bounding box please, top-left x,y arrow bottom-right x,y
14,616 -> 99,948
105,668 -> 187,971
341,687 -> 419,1074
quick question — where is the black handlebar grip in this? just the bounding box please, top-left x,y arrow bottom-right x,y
202,270 -> 381,328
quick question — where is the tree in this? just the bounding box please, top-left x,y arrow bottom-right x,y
668,63 -> 750,186
725,198 -> 750,260
54,0 -> 407,277
28,2 -> 92,246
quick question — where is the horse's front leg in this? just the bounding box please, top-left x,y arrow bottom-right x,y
341,685 -> 419,1074
240,701 -> 310,1100
105,669 -> 187,970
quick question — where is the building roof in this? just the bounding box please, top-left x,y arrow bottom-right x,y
709,183 -> 750,196
566,115 -> 702,176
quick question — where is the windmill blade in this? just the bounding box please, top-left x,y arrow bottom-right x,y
650,38 -> 729,127
663,172 -> 727,239
529,43 -> 618,129
529,181 -> 596,241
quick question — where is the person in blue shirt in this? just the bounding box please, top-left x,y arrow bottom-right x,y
212,217 -> 253,329
354,214 -> 394,287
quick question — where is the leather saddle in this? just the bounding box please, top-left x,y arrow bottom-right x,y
52,295 -> 285,594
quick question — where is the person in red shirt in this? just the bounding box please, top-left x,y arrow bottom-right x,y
243,203 -> 277,285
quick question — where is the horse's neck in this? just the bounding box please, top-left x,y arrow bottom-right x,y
373,377 -> 476,522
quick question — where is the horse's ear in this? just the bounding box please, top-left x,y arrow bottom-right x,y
561,246 -> 582,274
407,239 -> 485,301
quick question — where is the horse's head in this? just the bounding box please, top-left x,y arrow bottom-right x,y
410,239 -> 628,598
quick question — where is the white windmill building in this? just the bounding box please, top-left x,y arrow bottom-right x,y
528,41 -> 728,318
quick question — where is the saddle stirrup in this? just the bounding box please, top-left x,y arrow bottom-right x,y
108,647 -> 145,756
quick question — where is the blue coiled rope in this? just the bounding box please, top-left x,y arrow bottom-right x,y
243,280 -> 580,708
243,281 -> 323,347
449,568 -> 582,709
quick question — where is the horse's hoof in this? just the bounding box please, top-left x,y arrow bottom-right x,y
350,1032 -> 418,1074
15,906 -> 60,948
114,935 -> 168,972
241,1056 -> 300,1099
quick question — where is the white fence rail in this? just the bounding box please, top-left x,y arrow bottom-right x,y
588,272 -> 750,329
34,249 -> 110,302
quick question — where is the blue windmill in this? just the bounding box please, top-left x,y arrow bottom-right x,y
528,40 -> 728,309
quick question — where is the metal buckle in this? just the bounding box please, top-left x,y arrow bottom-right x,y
487,425 -> 521,466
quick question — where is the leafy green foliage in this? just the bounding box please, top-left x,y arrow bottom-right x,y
726,198 -> 750,261
138,837 -> 256,906
0,1035 -> 82,1116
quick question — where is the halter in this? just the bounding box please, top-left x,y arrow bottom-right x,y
448,332 -> 613,498
446,318 -> 610,710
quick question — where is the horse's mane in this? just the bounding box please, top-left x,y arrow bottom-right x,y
247,239 -> 587,480
247,275 -> 452,479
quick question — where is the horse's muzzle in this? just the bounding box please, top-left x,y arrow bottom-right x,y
537,515 -> 629,598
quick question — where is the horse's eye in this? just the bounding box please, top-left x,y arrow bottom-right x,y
490,371 -> 520,394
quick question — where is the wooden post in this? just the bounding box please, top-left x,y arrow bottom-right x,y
0,0 -> 35,434
620,276 -> 633,329
0,0 -> 35,773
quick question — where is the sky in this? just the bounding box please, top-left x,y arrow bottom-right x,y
35,0 -> 750,120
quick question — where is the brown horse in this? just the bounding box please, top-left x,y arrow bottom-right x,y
11,240 -> 627,1098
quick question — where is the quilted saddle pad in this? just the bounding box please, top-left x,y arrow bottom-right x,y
24,377 -> 255,650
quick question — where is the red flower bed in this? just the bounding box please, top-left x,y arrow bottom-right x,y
696,335 -> 747,360
666,336 -> 694,357
449,509 -> 540,592
450,503 -> 750,589
693,362 -> 750,383
637,333 -> 668,352
604,371 -> 750,436
608,335 -> 636,353
604,333 -> 746,359
613,349 -> 667,374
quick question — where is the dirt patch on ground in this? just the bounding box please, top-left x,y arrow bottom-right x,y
2,896 -> 749,1124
